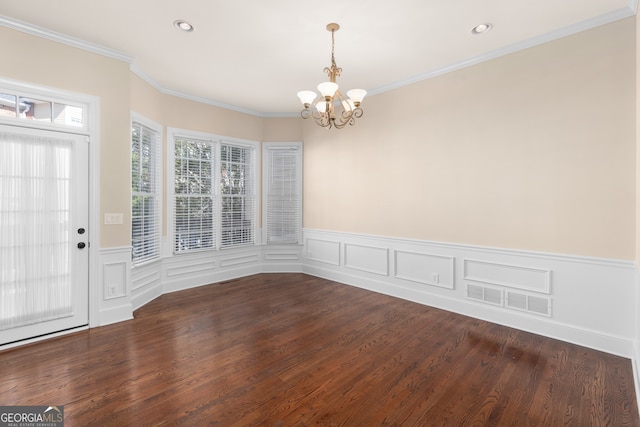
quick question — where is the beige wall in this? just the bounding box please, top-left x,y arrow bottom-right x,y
637,12 -> 640,267
131,74 -> 303,142
262,117 -> 303,142
1,29 -> 303,249
304,17 -> 636,260
130,74 -> 303,235
1,17 -> 637,260
1,27 -> 132,248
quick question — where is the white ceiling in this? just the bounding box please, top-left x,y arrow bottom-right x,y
0,0 -> 635,116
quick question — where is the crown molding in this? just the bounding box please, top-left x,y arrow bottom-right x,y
0,15 -> 133,63
130,65 -> 296,118
367,5 -> 636,97
0,15 -> 295,119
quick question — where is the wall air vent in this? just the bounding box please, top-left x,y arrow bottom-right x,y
506,291 -> 552,317
466,283 -> 503,306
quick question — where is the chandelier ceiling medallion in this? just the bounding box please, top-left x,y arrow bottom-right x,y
297,23 -> 367,129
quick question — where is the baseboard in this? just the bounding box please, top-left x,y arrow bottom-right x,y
131,283 -> 162,312
98,303 -> 133,326
163,264 -> 262,294
633,341 -> 640,416
0,326 -> 89,353
260,263 -> 303,273
634,263 -> 640,415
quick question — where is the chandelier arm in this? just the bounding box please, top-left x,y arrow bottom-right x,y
301,107 -> 333,128
332,115 -> 355,129
334,109 -> 359,128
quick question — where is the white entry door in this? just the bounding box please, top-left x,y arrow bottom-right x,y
0,125 -> 89,346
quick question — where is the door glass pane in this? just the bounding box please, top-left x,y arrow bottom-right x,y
0,133 -> 73,330
0,94 -> 17,118
53,103 -> 84,127
18,97 -> 52,123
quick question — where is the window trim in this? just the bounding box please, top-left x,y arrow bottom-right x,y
131,112 -> 163,266
166,127 -> 260,255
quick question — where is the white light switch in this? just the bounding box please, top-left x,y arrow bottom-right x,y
104,213 -> 123,225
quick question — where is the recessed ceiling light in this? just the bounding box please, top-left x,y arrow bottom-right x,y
471,23 -> 492,35
174,20 -> 194,32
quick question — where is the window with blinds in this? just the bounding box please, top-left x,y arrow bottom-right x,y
263,143 -> 302,244
173,136 -> 215,253
169,130 -> 258,253
220,144 -> 255,248
131,118 -> 162,264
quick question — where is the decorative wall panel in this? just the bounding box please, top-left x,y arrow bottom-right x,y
344,243 -> 389,276
395,250 -> 455,289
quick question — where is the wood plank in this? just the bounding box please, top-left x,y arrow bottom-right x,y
0,273 -> 637,425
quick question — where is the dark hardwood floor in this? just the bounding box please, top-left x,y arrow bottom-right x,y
1,273 -> 638,426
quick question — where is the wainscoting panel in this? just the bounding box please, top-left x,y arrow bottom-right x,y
131,260 -> 163,311
302,229 -> 637,358
103,262 -> 127,300
344,243 -> 389,276
101,243 -> 306,325
101,235 -> 638,412
305,238 -> 341,266
98,247 -> 133,326
463,259 -> 551,294
262,244 -> 304,273
166,257 -> 217,278
102,231 -> 636,361
162,247 -> 263,294
220,253 -> 260,268
395,250 -> 455,289
132,267 -> 161,292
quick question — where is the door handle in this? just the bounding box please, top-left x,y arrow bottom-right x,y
77,242 -> 86,249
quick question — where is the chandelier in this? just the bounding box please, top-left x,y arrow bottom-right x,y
297,23 -> 367,129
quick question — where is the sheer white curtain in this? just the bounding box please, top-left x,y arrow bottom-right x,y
0,131 -> 73,330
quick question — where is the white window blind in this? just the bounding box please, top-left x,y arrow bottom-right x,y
220,143 -> 255,248
263,143 -> 302,244
131,120 -> 161,264
173,136 -> 216,252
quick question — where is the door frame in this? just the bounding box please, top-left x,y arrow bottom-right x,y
0,77 -> 100,347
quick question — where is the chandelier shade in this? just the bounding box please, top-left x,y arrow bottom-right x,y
297,90 -> 317,106
346,89 -> 367,105
317,82 -> 339,99
297,23 -> 366,129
